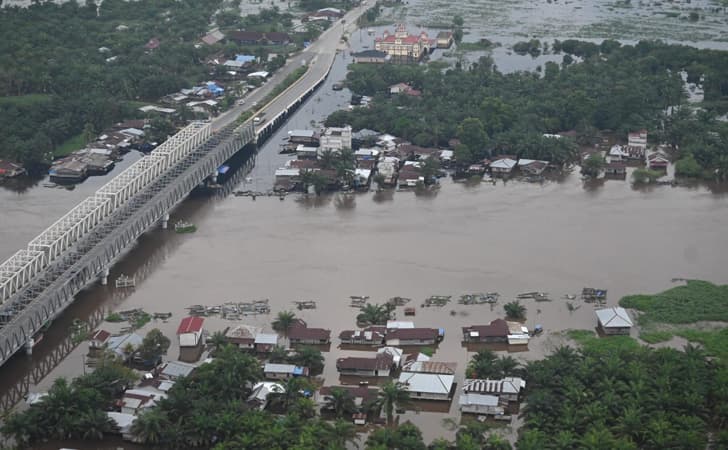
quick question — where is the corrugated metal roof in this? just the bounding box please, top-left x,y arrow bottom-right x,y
595,307 -> 633,328
398,372 -> 454,395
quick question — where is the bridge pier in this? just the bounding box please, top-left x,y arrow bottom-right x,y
161,213 -> 170,230
24,338 -> 33,355
100,267 -> 109,286
210,171 -> 218,184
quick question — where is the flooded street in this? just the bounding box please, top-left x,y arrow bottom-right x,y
2,9 -> 728,445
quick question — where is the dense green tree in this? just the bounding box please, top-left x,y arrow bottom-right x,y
356,303 -> 395,326
324,387 -> 357,418
504,300 -> 526,320
290,345 -> 325,375
272,310 -> 297,335
377,381 -> 411,426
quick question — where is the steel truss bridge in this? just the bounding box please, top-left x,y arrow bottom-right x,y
0,121 -> 256,368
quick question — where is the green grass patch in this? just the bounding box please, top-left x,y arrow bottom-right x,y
54,134 -> 85,157
619,280 -> 728,324
567,329 -> 640,353
105,312 -> 124,323
132,311 -> 152,329
677,328 -> 728,360
420,347 -> 434,357
639,330 -> 674,344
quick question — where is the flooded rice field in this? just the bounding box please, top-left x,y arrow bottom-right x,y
2,28 -> 728,447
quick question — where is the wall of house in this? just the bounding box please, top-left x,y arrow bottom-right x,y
410,391 -> 450,401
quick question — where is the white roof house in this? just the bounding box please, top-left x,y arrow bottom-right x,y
490,158 -> 517,172
254,333 -> 279,345
398,372 -> 455,400
160,360 -> 196,380
275,168 -> 300,177
462,377 -> 526,395
386,320 -> 414,329
107,412 -> 137,441
596,307 -> 633,329
248,71 -> 270,78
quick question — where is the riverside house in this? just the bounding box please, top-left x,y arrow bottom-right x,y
336,352 -> 395,377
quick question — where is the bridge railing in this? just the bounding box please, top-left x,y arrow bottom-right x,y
0,121 -> 211,306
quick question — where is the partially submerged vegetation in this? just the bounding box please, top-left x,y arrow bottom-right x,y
620,280 -> 728,324
328,40 -> 728,174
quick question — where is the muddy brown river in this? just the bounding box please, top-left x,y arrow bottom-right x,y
2,50 -> 728,447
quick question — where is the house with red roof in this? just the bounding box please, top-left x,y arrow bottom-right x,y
375,24 -> 431,62
177,317 -> 205,362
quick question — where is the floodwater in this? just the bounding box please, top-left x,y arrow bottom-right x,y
2,10 -> 728,447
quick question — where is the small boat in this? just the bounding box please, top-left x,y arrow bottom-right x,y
174,221 -> 197,233
332,83 -> 343,91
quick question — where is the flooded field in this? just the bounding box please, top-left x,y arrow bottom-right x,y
382,0 -> 728,45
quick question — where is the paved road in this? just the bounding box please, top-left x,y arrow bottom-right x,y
212,2 -> 369,133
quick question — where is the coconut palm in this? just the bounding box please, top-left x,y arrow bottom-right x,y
130,409 -> 169,445
272,310 -> 297,336
291,345 -> 325,375
78,409 -> 116,440
208,330 -> 228,354
324,387 -> 357,418
329,419 -> 360,449
356,303 -> 395,326
503,300 -> 526,320
268,345 -> 289,363
377,381 -> 410,426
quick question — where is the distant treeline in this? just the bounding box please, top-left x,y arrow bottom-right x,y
327,40 -> 728,176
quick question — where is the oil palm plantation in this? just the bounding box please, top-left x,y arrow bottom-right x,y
272,310 -> 297,336
377,381 -> 411,426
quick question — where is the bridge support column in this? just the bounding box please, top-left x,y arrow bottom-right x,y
100,267 -> 109,286
24,338 -> 34,355
161,213 -> 170,230
210,171 -> 218,184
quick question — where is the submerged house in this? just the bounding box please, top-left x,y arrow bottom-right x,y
224,324 -> 261,351
595,307 -> 633,335
398,360 -> 456,401
177,316 -> 205,362
264,363 -> 309,380
462,320 -> 509,344
647,152 -> 669,170
288,320 -> 331,345
490,158 -> 517,176
518,159 -> 549,176
459,377 -> 526,415
339,326 -> 387,346
336,352 -> 394,377
385,327 -> 441,346
604,161 -> 627,178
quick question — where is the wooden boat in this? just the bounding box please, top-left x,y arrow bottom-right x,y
174,221 -> 197,233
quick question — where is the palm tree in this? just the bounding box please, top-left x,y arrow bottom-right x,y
78,409 -> 115,440
130,409 -> 169,445
272,310 -> 297,336
329,419 -> 360,449
291,345 -> 325,375
268,345 -> 289,363
319,149 -> 338,169
503,300 -> 526,320
377,381 -> 410,426
208,330 -> 228,354
467,349 -> 497,378
324,388 -> 357,418
356,303 -> 395,326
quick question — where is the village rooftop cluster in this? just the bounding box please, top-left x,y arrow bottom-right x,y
57,301 -> 634,441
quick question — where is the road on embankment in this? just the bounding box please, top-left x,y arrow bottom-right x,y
212,2 -> 370,133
